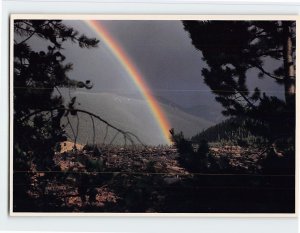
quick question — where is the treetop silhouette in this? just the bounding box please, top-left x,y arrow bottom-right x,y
182,20 -> 295,143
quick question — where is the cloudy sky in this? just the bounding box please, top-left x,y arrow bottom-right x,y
25,20 -> 285,118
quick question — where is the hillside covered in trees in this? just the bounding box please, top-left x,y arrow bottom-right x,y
192,117 -> 268,146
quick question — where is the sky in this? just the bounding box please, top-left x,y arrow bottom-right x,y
61,20 -> 217,108
21,20 -> 286,118
64,20 -> 285,107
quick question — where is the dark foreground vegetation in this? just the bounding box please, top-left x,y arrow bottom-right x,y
13,140 -> 295,213
13,20 -> 295,213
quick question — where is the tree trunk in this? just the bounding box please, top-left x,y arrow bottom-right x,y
282,21 -> 296,107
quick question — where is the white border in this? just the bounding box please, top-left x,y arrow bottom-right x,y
9,14 -> 299,217
5,0 -> 300,5
9,14 -> 300,20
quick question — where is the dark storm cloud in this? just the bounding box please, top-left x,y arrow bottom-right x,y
97,20 -> 285,106
101,21 -> 206,89
92,20 -> 220,108
25,20 -> 285,115
61,20 -> 220,108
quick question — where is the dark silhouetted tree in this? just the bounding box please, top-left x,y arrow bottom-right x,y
170,129 -> 214,173
13,20 -> 99,211
14,20 -> 145,211
182,20 -> 295,147
182,20 -> 295,173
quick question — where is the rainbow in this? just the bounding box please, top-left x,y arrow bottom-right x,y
85,20 -> 172,144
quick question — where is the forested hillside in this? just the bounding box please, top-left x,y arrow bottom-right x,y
192,117 -> 268,146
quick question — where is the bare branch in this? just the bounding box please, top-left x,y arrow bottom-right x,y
90,115 -> 95,146
66,115 -> 76,144
109,131 -> 120,145
103,125 -> 109,145
19,107 -> 145,146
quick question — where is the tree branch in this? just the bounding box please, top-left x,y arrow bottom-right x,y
237,91 -> 256,109
252,63 -> 283,81
66,115 -> 76,144
90,115 -> 95,146
225,82 -> 257,110
18,107 -> 145,146
17,31 -> 36,45
103,125 -> 109,145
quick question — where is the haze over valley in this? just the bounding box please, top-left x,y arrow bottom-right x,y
64,91 -> 214,145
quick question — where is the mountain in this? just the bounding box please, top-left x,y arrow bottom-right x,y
115,93 -> 225,124
183,104 -> 225,124
191,117 -> 268,146
147,95 -> 225,124
63,92 -> 213,146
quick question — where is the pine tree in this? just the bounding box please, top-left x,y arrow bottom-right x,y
13,20 -> 99,211
182,20 -> 295,145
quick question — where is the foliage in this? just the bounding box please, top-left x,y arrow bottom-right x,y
13,20 -> 99,211
192,117 -> 269,146
13,20 -> 144,212
170,129 -> 215,173
182,20 -> 295,172
182,21 -> 295,142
